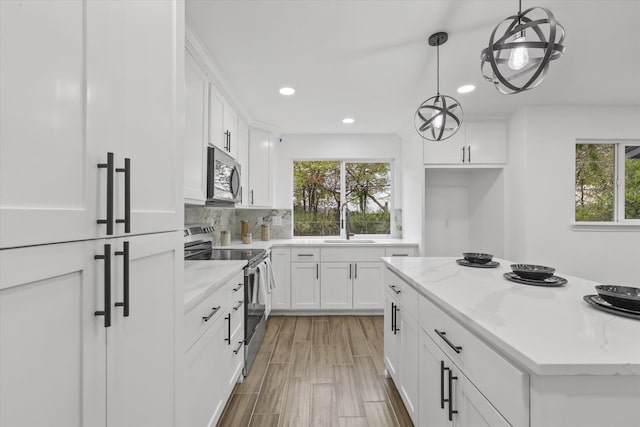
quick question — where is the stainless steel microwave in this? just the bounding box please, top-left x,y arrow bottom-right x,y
206,146 -> 241,205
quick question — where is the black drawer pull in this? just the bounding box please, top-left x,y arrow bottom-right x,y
225,314 -> 231,344
114,241 -> 130,317
94,244 -> 112,327
202,306 -> 221,322
115,158 -> 131,233
297,254 -> 315,257
448,368 -> 459,421
388,284 -> 401,294
440,361 -> 447,409
435,329 -> 462,354
233,301 -> 243,311
233,341 -> 244,354
393,305 -> 400,334
97,153 -> 114,235
391,253 -> 409,257
232,283 -> 243,292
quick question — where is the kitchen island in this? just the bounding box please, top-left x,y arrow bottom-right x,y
382,256 -> 640,427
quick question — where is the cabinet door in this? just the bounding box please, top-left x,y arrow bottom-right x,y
0,0 -> 96,248
453,372 -> 511,427
419,331 -> 451,427
400,314 -> 420,424
209,84 -> 225,152
291,262 -> 320,309
184,314 -> 225,427
107,232 -> 180,427
383,291 -> 401,381
320,262 -> 353,309
184,49 -> 209,205
236,117 -> 250,206
224,103 -> 238,159
353,261 -> 384,309
0,241 -> 105,427
271,248 -> 291,310
465,121 -> 506,165
248,127 -> 273,207
423,125 -> 466,165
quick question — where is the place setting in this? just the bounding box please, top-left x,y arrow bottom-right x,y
503,264 -> 567,287
456,252 -> 500,268
583,285 -> 640,320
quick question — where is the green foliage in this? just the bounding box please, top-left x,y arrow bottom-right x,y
292,209 -> 340,236
575,144 -> 614,221
625,156 -> 640,219
348,211 -> 391,234
345,162 -> 391,214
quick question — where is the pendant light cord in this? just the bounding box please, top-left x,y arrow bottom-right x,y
436,44 -> 440,96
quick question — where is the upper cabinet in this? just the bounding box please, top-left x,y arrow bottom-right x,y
0,0 -> 181,248
423,121 -> 507,167
248,127 -> 273,207
236,117 -> 250,206
184,49 -> 209,205
209,84 -> 238,159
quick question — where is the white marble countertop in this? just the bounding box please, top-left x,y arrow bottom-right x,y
183,260 -> 246,312
383,257 -> 640,376
211,238 -> 419,250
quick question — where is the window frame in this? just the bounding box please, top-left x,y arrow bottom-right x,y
292,158 -> 395,238
573,139 -> 640,228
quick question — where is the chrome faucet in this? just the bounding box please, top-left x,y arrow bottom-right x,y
341,203 -> 355,240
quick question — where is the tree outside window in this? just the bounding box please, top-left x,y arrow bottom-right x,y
293,160 -> 391,236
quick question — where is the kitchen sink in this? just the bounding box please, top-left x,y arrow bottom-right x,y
323,239 -> 376,244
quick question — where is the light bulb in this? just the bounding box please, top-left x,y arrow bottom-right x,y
431,99 -> 443,129
508,35 -> 529,71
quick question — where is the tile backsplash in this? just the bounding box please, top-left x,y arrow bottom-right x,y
185,206 -> 293,240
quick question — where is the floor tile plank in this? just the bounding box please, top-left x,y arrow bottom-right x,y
381,376 -> 414,427
333,365 -> 364,417
309,345 -> 336,384
311,383 -> 336,427
254,364 -> 289,414
353,356 -> 386,402
249,414 -> 279,427
289,341 -> 312,378
337,417 -> 369,427
236,351 -> 270,393
358,317 -> 378,339
363,401 -> 398,427
312,320 -> 330,345
279,377 -> 312,427
271,329 -> 295,364
343,327 -> 370,356
218,393 -> 258,427
293,316 -> 313,341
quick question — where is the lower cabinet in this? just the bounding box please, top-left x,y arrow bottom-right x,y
184,270 -> 245,427
0,232 -> 181,427
383,285 -> 401,381
320,262 -> 353,309
400,310 -> 419,422
270,247 -> 291,310
291,261 -> 320,309
352,261 -> 384,309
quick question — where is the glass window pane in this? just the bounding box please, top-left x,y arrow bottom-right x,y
575,144 -> 615,222
345,162 -> 391,234
293,161 -> 341,236
625,145 -> 640,220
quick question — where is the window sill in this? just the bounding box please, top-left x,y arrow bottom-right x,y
571,222 -> 640,232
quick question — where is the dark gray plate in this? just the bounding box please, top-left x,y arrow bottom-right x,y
583,295 -> 640,320
503,272 -> 567,287
456,259 -> 500,268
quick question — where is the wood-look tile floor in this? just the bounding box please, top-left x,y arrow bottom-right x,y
217,315 -> 413,427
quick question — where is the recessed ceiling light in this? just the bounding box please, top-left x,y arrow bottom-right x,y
457,84 -> 476,94
342,118 -> 355,124
279,87 -> 295,96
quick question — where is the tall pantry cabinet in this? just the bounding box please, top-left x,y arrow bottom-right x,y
0,1 -> 184,427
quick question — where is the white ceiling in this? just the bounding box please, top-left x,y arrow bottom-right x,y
186,0 -> 640,134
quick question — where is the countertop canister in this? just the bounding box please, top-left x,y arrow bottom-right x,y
261,225 -> 270,241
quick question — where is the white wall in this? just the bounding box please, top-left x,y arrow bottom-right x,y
272,133 -> 401,209
506,106 -> 640,284
397,121 -> 425,251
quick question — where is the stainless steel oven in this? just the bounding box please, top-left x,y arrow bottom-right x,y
206,146 -> 241,205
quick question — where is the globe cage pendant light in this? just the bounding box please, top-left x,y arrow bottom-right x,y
480,0 -> 565,94
414,32 -> 463,141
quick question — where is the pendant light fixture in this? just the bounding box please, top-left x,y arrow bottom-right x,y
414,32 -> 463,141
481,0 -> 565,94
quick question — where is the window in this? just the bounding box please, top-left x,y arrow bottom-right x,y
575,141 -> 640,223
293,160 -> 392,236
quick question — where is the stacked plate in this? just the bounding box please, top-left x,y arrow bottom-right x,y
456,252 -> 500,268
584,285 -> 640,320
503,264 -> 567,286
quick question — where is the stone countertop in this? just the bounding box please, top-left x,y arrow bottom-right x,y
183,260 -> 246,312
211,238 -> 420,250
382,256 -> 640,377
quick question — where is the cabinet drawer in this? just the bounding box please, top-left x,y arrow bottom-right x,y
384,247 -> 417,257
321,247 -> 384,262
386,269 -> 418,321
291,247 -> 320,262
419,295 -> 529,427
184,285 -> 226,353
229,300 -> 244,340
226,271 -> 244,306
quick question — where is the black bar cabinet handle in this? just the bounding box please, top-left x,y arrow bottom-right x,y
467,146 -> 471,163
461,146 -> 465,163
440,361 -> 447,409
232,283 -> 243,292
393,304 -> 400,335
297,254 -> 315,257
349,263 -> 352,279
448,368 -> 459,421
251,189 -> 254,205
392,254 -> 409,257
228,131 -> 232,152
202,306 -> 220,322
316,263 -> 319,279
435,329 -> 462,354
225,314 -> 231,344
354,263 -> 357,279
116,158 -> 131,233
94,244 -> 112,327
233,300 -> 243,311
233,341 -> 243,354
114,241 -> 130,317
97,153 -> 114,235
390,302 -> 395,332
388,284 -> 401,295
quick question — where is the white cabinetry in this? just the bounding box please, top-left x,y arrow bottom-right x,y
290,248 -> 321,309
184,48 -> 209,205
384,281 -> 401,381
184,270 -> 245,427
236,117 -> 250,206
1,232 -> 181,427
320,262 -> 353,309
1,0 -> 181,248
248,127 -> 273,207
209,84 -> 238,159
270,248 -> 291,310
423,121 -> 506,167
